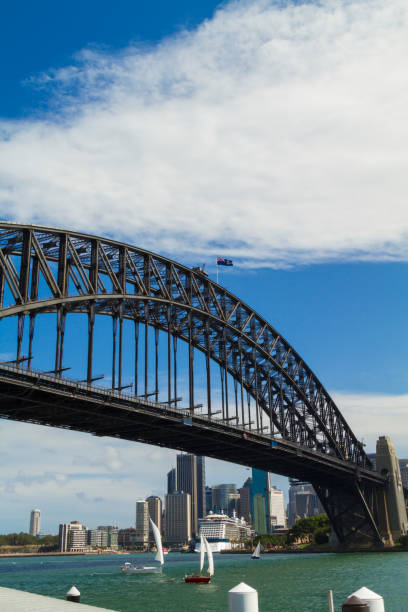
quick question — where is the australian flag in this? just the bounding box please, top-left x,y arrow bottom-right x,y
217,257 -> 233,266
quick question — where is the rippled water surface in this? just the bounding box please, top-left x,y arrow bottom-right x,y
0,551 -> 407,611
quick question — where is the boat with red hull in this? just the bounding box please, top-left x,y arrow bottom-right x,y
184,574 -> 211,584
184,535 -> 214,584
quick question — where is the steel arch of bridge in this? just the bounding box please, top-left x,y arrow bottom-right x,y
0,222 -> 387,546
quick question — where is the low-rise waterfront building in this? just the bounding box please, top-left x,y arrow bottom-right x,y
59,521 -> 87,552
118,527 -> 138,549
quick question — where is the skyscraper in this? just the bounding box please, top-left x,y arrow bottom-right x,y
167,468 -> 177,494
146,495 -> 162,542
227,493 -> 240,516
29,509 -> 41,537
164,492 -> 191,544
205,486 -> 213,514
212,484 -> 237,514
251,469 -> 271,534
196,456 -> 206,520
238,486 -> 251,524
269,486 -> 287,529
135,500 -> 149,546
176,454 -> 198,536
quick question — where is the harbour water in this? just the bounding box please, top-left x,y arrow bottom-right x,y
0,551 -> 407,611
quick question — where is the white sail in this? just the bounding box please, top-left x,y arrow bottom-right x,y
251,541 -> 261,558
149,518 -> 164,566
200,534 -> 205,572
203,535 -> 214,576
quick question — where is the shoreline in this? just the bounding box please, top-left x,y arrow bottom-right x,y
0,551 -> 87,558
223,546 -> 408,555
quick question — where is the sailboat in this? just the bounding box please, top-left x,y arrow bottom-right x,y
251,541 -> 261,559
121,519 -> 164,574
184,535 -> 214,583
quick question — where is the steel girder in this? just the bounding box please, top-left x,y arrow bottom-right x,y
0,362 -> 386,546
0,222 -> 371,467
0,222 -> 389,547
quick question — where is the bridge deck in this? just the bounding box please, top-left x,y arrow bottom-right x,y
0,364 -> 384,489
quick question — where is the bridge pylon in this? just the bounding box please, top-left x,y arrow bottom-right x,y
376,436 -> 408,545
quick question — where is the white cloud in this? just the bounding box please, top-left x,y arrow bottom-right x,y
0,0 -> 407,267
333,391 -> 408,456
0,420 -> 251,532
1,390 -> 406,532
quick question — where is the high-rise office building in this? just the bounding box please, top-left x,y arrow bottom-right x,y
205,486 -> 213,515
29,509 -> 41,537
59,521 -> 87,552
212,484 -> 237,514
238,486 -> 252,524
135,500 -> 149,546
269,486 -> 287,529
251,469 -> 271,534
146,495 -> 162,542
167,468 -> 177,494
228,493 -> 240,516
164,492 -> 191,544
196,456 -> 206,520
176,454 -> 198,536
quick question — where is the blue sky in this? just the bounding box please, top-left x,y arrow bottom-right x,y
0,0 -> 407,533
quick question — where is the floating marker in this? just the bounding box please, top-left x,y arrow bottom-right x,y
342,595 -> 369,611
228,582 -> 258,612
349,587 -> 384,612
66,585 -> 80,603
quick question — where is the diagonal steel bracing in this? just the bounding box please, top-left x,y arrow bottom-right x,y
0,222 -> 387,547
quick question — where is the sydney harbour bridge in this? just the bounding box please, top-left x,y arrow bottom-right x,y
0,222 -> 401,547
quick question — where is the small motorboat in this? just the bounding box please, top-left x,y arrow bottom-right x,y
121,519 -> 164,574
184,535 -> 214,583
121,561 -> 162,574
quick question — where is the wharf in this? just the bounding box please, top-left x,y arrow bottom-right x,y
0,586 -> 115,611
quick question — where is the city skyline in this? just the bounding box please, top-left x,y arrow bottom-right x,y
11,464 -> 288,535
1,0 -> 407,533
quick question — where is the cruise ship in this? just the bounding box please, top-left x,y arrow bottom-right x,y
194,512 -> 251,553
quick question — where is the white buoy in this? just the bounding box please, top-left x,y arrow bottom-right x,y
66,586 -> 81,603
228,582 -> 259,612
349,587 -> 384,612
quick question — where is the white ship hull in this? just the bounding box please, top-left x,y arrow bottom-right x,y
194,540 -> 231,553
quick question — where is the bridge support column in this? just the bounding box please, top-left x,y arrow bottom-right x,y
376,436 -> 408,544
313,479 -> 383,549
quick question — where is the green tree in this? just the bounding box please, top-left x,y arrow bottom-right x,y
314,529 -> 329,545
399,534 -> 408,547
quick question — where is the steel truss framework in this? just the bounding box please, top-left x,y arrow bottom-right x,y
0,222 -> 388,546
